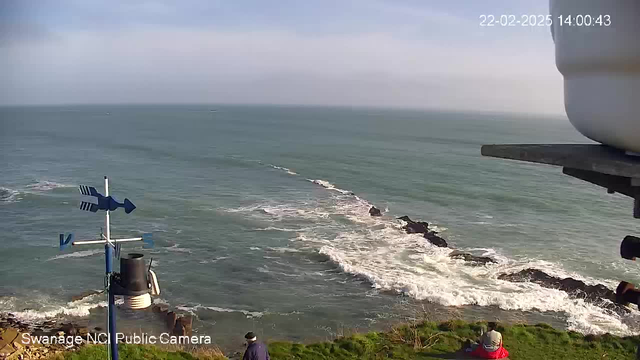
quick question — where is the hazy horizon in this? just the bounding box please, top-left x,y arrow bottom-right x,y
1,0 -> 566,116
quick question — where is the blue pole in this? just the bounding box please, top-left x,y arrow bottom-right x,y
106,244 -> 118,360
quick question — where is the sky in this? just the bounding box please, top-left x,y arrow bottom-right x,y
1,0 -> 566,114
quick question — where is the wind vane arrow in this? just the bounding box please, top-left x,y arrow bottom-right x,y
60,177 -> 153,360
79,185 -> 136,214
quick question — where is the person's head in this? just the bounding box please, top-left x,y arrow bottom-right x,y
244,332 -> 257,345
487,322 -> 497,331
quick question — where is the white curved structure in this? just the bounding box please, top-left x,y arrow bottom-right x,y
550,0 -> 640,153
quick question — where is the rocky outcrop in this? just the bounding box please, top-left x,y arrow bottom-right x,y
173,315 -> 193,337
398,216 -> 448,248
369,206 -> 382,217
0,314 -> 89,359
498,269 -> 624,312
151,304 -> 193,336
398,216 -> 429,234
425,231 -> 448,248
449,250 -> 496,265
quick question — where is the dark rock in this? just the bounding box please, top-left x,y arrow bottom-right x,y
32,329 -> 49,337
449,250 -> 496,265
166,311 -> 178,330
398,216 -> 429,234
172,322 -> 186,336
77,327 -> 89,337
152,304 -> 169,314
369,206 -> 382,217
173,315 -> 193,336
425,232 -> 448,248
498,269 -> 624,312
71,290 -> 102,302
58,323 -> 77,335
398,216 -> 450,247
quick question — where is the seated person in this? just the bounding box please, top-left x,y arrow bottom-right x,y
470,322 -> 509,359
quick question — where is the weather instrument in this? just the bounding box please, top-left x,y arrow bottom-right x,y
59,176 -> 159,360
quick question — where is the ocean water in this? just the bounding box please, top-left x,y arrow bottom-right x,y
1,105 -> 639,348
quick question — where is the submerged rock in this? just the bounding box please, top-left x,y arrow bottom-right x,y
498,268 -> 624,312
449,250 -> 496,265
369,206 -> 382,217
397,216 -> 429,234
425,231 -> 448,248
398,216 -> 448,247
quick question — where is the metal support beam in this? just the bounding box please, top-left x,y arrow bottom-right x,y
481,144 -> 640,219
562,167 -> 635,198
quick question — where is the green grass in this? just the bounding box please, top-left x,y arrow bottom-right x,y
49,321 -> 639,360
48,344 -> 226,360
268,321 -> 639,360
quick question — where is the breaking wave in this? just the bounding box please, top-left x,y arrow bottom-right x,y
25,181 -> 74,192
1,181 -> 74,203
307,179 -> 353,195
224,169 -> 638,336
176,305 -> 265,318
0,187 -> 19,202
47,249 -> 103,261
268,164 -> 298,175
3,293 -> 107,322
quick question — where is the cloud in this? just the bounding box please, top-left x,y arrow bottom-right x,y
0,26 -> 564,114
0,22 -> 53,46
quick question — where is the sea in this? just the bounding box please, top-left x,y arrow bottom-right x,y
1,105 -> 639,350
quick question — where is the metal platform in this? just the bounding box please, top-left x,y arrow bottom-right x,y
481,144 -> 640,218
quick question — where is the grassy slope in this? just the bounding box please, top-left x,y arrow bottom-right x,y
269,321 -> 638,360
51,321 -> 639,360
48,344 -> 226,360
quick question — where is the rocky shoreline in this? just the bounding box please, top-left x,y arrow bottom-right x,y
0,300 -> 194,360
383,211 -> 628,314
0,313 -> 87,359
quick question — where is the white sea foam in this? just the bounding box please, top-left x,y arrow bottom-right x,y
306,179 -> 353,195
47,249 -> 103,261
313,225 -> 634,335
1,181 -> 73,203
267,247 -> 301,253
11,299 -> 106,321
165,244 -> 192,254
224,203 -> 332,222
256,226 -> 316,232
220,171 -> 637,335
0,187 -> 19,202
177,305 -> 264,318
199,256 -> 230,264
238,179 -> 638,336
257,266 -> 301,278
25,181 -> 73,192
268,164 -> 298,175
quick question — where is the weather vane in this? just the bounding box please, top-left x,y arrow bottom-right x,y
59,176 -> 159,360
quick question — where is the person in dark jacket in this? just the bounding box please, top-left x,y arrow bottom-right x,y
243,332 -> 270,360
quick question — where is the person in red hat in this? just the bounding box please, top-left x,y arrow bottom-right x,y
470,322 -> 509,359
